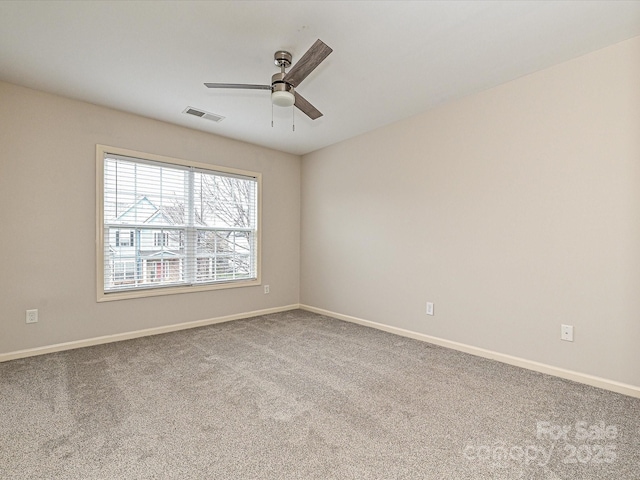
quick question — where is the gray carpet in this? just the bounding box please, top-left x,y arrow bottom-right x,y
1,309 -> 639,479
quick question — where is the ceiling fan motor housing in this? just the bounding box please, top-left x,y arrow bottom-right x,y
271,72 -> 295,107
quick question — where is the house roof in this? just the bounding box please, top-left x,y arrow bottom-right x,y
115,196 -> 175,226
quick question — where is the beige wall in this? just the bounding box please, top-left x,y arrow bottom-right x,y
3,36 -> 639,389
301,36 -> 640,387
0,82 -> 301,354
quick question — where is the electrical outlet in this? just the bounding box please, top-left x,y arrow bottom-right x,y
561,324 -> 574,342
264,285 -> 270,294
426,302 -> 434,316
26,309 -> 38,324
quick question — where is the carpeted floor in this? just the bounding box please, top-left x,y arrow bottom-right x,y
1,309 -> 639,479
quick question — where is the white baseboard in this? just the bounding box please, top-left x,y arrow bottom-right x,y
0,304 -> 300,363
300,304 -> 640,399
6,303 -> 639,399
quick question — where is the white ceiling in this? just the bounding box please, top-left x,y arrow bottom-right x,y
1,1 -> 639,156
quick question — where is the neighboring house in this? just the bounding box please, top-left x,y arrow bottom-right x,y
106,195 -> 252,290
107,196 -> 185,288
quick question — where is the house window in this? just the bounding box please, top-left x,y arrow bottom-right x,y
153,232 -> 169,247
112,259 -> 136,284
115,230 -> 134,247
97,145 -> 261,301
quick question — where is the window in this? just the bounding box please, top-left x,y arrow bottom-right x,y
115,230 -> 134,247
97,145 -> 261,301
153,231 -> 169,247
113,259 -> 136,284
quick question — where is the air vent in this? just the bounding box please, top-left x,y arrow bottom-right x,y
185,107 -> 205,117
182,106 -> 225,123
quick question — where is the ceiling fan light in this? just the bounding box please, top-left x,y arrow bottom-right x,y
271,90 -> 295,107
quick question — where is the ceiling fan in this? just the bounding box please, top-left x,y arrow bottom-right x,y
204,39 -> 333,120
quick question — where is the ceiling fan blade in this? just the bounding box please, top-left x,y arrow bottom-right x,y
284,39 -> 333,87
204,83 -> 271,90
294,91 -> 323,120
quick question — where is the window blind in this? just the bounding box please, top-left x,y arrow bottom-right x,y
102,153 -> 258,294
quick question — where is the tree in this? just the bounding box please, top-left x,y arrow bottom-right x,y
162,173 -> 256,279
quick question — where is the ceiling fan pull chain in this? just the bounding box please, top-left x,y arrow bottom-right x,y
292,105 -> 295,132
271,102 -> 274,128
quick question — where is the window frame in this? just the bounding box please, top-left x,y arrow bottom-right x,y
96,144 -> 261,302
